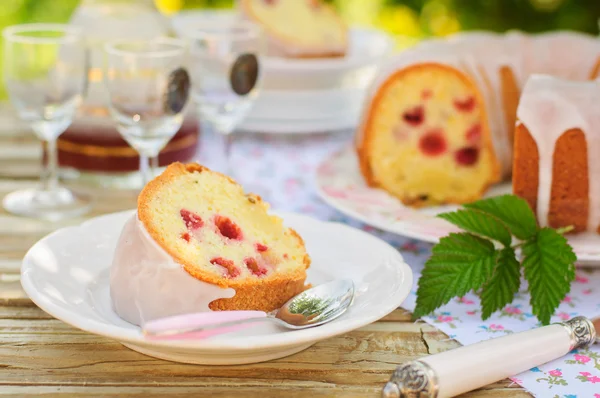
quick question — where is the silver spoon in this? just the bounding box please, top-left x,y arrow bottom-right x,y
142,279 -> 355,339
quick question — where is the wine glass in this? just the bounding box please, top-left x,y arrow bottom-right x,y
104,38 -> 190,186
185,21 -> 264,175
2,23 -> 91,220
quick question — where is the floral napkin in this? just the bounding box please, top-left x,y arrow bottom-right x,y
203,129 -> 600,397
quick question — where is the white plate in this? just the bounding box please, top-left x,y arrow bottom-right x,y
238,88 -> 363,133
20,210 -> 412,364
316,146 -> 600,266
238,113 -> 358,134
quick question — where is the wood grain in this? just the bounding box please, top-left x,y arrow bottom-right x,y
0,126 -> 529,397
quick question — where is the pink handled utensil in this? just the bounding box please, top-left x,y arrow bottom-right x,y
142,279 -> 354,340
143,311 -> 268,340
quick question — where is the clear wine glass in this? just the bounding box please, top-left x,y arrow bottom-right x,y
104,38 -> 190,186
2,23 -> 91,220
185,21 -> 264,175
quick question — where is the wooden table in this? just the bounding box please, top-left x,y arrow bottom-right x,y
0,126 -> 528,397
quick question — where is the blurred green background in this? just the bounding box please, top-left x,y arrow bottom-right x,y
5,0 -> 599,38
0,0 -> 598,98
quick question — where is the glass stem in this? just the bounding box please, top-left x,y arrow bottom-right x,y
222,131 -> 234,176
42,138 -> 60,192
139,154 -> 152,187
150,155 -> 159,177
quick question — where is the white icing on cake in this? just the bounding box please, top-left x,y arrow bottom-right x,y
451,36 -> 509,176
517,75 -> 600,231
449,31 -> 528,176
110,214 -> 236,326
528,31 -> 600,81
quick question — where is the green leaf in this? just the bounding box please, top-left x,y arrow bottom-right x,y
438,209 -> 512,246
465,195 -> 537,240
522,228 -> 577,325
413,233 -> 498,318
480,247 -> 521,320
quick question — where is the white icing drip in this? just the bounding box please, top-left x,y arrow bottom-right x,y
110,214 -> 236,326
584,82 -> 600,232
517,75 -> 595,229
448,32 -> 520,177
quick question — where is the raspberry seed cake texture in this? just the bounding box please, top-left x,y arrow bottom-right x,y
356,31 -> 600,208
111,163 -> 310,326
239,0 -> 347,58
357,59 -> 501,207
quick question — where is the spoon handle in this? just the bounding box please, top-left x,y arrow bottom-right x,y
142,310 -> 268,339
382,316 -> 596,398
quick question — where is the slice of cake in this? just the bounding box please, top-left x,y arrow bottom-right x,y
356,62 -> 501,207
239,0 -> 348,58
111,163 -> 310,325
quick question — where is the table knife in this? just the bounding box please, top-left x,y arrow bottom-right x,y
382,316 -> 597,398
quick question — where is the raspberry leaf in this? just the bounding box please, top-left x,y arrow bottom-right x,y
522,228 -> 576,325
414,233 -> 498,318
415,194 -> 578,326
480,247 -> 521,320
438,209 -> 512,246
464,195 -> 537,240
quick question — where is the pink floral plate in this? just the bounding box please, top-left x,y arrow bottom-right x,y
316,146 -> 600,266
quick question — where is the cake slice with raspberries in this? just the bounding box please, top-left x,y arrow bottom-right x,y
137,162 -> 310,312
239,0 -> 348,58
357,63 -> 501,207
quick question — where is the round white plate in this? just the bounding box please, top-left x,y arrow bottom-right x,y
237,112 -> 358,134
316,146 -> 600,266
21,210 -> 412,365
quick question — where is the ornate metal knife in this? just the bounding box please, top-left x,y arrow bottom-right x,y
382,316 -> 598,397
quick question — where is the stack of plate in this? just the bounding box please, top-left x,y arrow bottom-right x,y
171,10 -> 394,134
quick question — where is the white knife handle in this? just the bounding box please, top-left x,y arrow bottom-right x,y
382,316 -> 596,398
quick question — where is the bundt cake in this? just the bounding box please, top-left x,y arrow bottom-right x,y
356,31 -> 600,208
513,75 -> 600,234
110,162 -> 310,326
239,0 -> 347,58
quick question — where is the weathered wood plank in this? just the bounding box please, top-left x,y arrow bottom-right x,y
0,184 -> 138,217
0,259 -> 21,273
0,160 -> 40,180
0,306 -> 52,319
0,280 -> 31,306
0,316 -> 525,393
380,308 -> 412,322
0,385 -> 530,397
0,328 -> 435,385
0,323 -> 523,396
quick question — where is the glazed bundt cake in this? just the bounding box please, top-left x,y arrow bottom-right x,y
111,163 -> 310,325
239,0 -> 347,58
513,75 -> 600,234
357,31 -> 600,208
